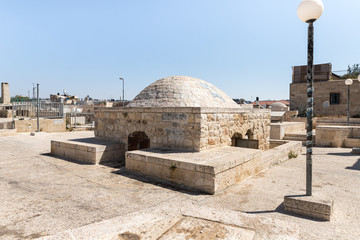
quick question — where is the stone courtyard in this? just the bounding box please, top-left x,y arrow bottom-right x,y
1,131 -> 359,239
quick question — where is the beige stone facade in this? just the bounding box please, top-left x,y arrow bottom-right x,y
14,118 -> 66,133
316,125 -> 360,148
1,82 -> 10,104
290,78 -> 360,117
95,76 -> 271,153
95,107 -> 270,152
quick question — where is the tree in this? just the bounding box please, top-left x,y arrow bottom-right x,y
341,64 -> 360,79
11,95 -> 30,102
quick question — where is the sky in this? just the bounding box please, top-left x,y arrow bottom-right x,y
0,0 -> 359,101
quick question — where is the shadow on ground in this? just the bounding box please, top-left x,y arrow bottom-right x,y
245,202 -> 327,222
346,158 -> 360,171
41,153 -> 124,168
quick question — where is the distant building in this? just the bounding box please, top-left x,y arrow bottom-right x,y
1,82 -> 10,104
252,99 -> 289,109
50,93 -> 79,105
290,63 -> 360,117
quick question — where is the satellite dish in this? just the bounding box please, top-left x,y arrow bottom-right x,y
323,101 -> 330,108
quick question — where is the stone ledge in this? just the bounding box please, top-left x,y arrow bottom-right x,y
51,139 -> 125,165
351,147 -> 360,154
284,194 -> 334,221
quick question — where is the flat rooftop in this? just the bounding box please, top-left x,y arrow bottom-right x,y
0,131 -> 359,239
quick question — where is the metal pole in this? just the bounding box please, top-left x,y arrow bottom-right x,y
119,77 -> 124,107
347,85 -> 350,125
37,83 -> 39,132
306,22 -> 314,196
12,102 -> 15,129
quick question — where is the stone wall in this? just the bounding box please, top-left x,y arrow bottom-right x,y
95,107 -> 271,152
15,118 -> 66,133
199,109 -> 270,151
316,125 -> 360,147
290,80 -> 360,116
270,122 -> 305,140
95,107 -> 201,151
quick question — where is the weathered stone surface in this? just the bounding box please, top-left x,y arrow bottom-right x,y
316,125 -> 360,147
284,194 -> 334,221
51,139 -> 125,164
351,147 -> 360,154
95,107 -> 270,152
126,76 -> 240,108
95,76 -> 271,153
126,141 -> 301,194
3,132 -> 360,239
290,80 -> 360,117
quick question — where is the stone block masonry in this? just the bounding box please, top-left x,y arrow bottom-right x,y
51,139 -> 125,164
126,141 -> 301,194
1,82 -> 10,104
284,194 -> 334,221
95,107 -> 271,154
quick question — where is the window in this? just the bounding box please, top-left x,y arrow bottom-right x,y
330,93 -> 340,105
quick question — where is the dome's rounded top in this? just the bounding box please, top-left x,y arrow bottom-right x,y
270,102 -> 288,111
270,102 -> 287,108
127,76 -> 239,108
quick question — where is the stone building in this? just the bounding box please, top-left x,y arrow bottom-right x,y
95,76 -> 271,153
52,76 -> 302,194
290,63 -> 360,116
1,82 -> 10,104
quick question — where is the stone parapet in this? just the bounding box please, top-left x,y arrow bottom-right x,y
316,125 -> 360,147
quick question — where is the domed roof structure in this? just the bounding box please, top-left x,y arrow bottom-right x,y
127,76 -> 239,108
270,102 -> 288,111
270,102 -> 287,107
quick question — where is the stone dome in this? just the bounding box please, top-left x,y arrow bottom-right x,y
127,76 -> 239,108
270,102 -> 288,111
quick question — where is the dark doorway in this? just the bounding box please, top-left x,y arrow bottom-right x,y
128,131 -> 150,151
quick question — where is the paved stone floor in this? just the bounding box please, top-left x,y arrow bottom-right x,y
0,131 -> 359,240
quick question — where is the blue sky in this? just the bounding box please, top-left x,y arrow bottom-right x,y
1,0 -> 359,101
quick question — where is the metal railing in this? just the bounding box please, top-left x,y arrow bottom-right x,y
11,101 -> 64,119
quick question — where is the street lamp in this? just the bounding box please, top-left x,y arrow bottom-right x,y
119,77 -> 125,106
345,79 -> 353,125
297,0 -> 324,196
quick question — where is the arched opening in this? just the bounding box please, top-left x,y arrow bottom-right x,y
231,133 -> 243,147
128,131 -> 150,151
231,131 -> 259,149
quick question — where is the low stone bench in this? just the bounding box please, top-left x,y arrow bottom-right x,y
51,138 -> 125,164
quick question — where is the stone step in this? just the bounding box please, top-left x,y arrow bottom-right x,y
284,132 -> 307,138
351,147 -> 360,154
283,135 -> 306,140
283,133 -> 316,145
344,138 -> 360,148
51,138 -> 125,165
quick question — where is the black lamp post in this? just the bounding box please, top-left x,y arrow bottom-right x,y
297,0 -> 324,196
